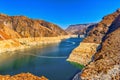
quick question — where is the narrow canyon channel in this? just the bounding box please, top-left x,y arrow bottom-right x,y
0,38 -> 83,80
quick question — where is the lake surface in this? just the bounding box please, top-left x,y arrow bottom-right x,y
0,38 -> 83,80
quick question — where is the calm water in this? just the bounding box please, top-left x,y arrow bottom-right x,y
0,38 -> 83,80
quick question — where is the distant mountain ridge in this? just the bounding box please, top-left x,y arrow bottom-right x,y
65,23 -> 96,35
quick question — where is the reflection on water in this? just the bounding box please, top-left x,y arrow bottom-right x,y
0,38 -> 83,80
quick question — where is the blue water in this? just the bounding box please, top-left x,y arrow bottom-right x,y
0,38 -> 83,80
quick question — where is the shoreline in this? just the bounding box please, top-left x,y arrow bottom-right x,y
0,35 -> 78,80
0,35 -> 74,54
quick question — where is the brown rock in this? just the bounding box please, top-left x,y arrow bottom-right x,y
80,11 -> 120,80
67,9 -> 120,66
0,13 -> 67,40
83,9 -> 120,44
0,73 -> 48,80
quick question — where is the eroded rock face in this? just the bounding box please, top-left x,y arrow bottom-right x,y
0,13 -> 67,40
67,42 -> 99,65
0,73 -> 48,80
67,9 -> 120,66
72,9 -> 120,80
83,10 -> 120,44
80,27 -> 120,80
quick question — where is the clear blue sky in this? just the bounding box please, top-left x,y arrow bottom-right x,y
0,0 -> 120,29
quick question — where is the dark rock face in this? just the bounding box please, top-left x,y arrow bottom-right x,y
0,13 -> 67,40
79,9 -> 120,80
83,10 -> 120,44
65,23 -> 96,35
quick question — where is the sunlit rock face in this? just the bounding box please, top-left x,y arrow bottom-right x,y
67,42 -> 99,66
0,13 -> 69,53
67,9 -> 120,67
0,13 -> 69,80
0,73 -> 48,80
0,13 -> 67,40
83,9 -> 120,44
80,27 -> 120,80
70,9 -> 120,80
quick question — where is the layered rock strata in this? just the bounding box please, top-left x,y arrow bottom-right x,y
67,42 -> 99,65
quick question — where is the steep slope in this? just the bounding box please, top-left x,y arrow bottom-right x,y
80,16 -> 120,79
65,23 -> 96,35
83,9 -> 120,44
0,13 -> 67,39
67,9 -> 120,66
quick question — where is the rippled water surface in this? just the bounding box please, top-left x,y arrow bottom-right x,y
0,38 -> 83,80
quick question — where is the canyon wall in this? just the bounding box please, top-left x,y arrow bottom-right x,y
0,13 -> 67,40
67,9 -> 120,66
80,14 -> 120,80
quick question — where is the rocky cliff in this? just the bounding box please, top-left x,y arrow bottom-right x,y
80,14 -> 120,80
83,9 -> 120,44
0,13 -> 67,40
65,23 -> 96,35
67,9 -> 120,66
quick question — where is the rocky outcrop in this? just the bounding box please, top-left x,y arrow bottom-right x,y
70,9 -> 120,80
0,13 -> 67,40
83,9 -> 120,44
67,9 -> 120,66
80,21 -> 120,80
67,42 -> 99,65
65,23 -> 96,35
0,73 -> 48,80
